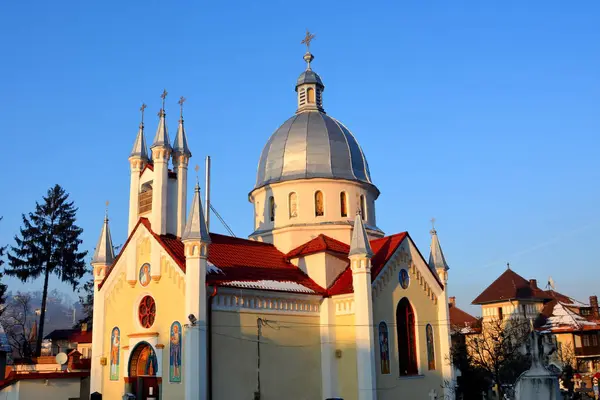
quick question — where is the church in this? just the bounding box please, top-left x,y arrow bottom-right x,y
89,35 -> 455,400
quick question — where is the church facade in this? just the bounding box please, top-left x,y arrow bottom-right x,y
89,40 -> 455,400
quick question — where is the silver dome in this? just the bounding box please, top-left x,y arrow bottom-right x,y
255,111 -> 373,189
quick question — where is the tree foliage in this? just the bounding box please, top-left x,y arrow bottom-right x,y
0,217 -> 8,312
450,318 -> 532,398
6,185 -> 87,356
0,292 -> 36,359
75,277 -> 94,329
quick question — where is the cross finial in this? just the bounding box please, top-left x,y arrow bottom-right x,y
160,89 -> 168,114
140,103 -> 147,126
104,200 -> 110,221
194,164 -> 200,188
430,217 -> 437,235
301,29 -> 316,50
178,96 -> 186,119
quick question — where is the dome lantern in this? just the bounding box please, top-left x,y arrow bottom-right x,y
296,30 -> 324,113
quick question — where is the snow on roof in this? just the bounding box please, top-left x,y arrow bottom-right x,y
207,261 -> 223,275
543,302 -> 596,330
220,280 -> 315,293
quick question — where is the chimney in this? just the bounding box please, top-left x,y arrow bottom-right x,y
529,279 -> 538,289
449,296 -> 456,307
81,323 -> 88,332
590,296 -> 599,319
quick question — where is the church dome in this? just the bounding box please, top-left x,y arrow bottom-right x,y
254,111 -> 373,189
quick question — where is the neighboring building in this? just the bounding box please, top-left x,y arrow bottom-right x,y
472,267 -> 600,376
44,324 -> 93,359
448,296 -> 480,335
89,38 -> 455,400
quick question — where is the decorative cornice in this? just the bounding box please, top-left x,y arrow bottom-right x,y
332,295 -> 355,315
211,288 -> 320,316
127,280 -> 137,288
128,332 -> 159,338
156,344 -> 165,349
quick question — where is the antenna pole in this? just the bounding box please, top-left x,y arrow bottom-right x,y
205,156 -> 211,232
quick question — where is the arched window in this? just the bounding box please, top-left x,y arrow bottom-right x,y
289,192 -> 298,218
396,297 -> 418,376
340,192 -> 348,217
360,195 -> 366,220
426,324 -> 435,370
315,191 -> 324,217
269,196 -> 275,222
306,88 -> 315,103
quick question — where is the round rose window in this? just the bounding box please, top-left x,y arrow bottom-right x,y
138,295 -> 156,328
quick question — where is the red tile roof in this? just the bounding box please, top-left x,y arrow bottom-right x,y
286,234 -> 350,259
472,268 -> 552,304
44,329 -> 92,344
326,232 -> 444,296
100,218 -> 324,294
449,303 -> 479,329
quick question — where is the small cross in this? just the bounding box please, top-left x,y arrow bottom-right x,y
140,103 -> 147,125
430,217 -> 436,230
105,200 -> 110,220
301,29 -> 316,50
160,89 -> 168,112
178,96 -> 186,118
194,165 -> 200,186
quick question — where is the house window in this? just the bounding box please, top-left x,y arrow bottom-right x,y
583,335 -> 590,347
306,88 -> 315,103
396,298 -> 418,376
340,192 -> 348,217
315,191 -> 324,217
426,324 -> 435,370
269,196 -> 275,222
592,335 -> 598,347
360,195 -> 366,220
498,307 -> 503,320
289,192 -> 298,218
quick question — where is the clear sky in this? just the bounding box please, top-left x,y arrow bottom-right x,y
0,1 -> 598,313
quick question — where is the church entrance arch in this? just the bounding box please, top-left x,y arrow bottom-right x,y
128,341 -> 160,399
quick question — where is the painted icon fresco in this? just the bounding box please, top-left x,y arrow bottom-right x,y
426,324 -> 436,370
399,268 -> 410,289
170,321 -> 182,382
139,263 -> 151,287
110,327 -> 120,380
378,321 -> 390,374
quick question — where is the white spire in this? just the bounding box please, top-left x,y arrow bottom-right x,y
172,97 -> 191,157
428,221 -> 449,271
349,211 -> 373,258
91,211 -> 115,265
151,90 -> 171,150
130,104 -> 149,159
182,184 -> 211,243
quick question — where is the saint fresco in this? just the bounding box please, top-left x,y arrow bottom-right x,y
139,263 -> 151,287
110,327 -> 120,380
170,321 -> 182,382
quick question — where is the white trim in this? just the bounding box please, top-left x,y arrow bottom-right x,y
333,295 -> 355,316
210,288 -> 321,316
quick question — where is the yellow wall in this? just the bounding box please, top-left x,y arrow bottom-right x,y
335,313 -> 358,400
372,240 -> 446,399
211,310 -> 322,400
100,230 -> 186,400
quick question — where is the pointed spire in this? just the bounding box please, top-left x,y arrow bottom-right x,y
92,202 -> 116,265
182,183 -> 211,243
349,210 -> 373,258
172,96 -> 191,157
130,103 -> 149,159
428,218 -> 449,271
150,89 -> 172,150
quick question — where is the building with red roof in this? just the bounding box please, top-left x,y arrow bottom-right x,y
88,39 -> 456,400
472,267 -> 600,375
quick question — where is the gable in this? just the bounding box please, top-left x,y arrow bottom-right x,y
472,268 -> 550,305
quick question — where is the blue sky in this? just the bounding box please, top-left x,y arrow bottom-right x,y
0,1 -> 598,313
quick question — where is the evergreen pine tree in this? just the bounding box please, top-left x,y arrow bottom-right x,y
6,185 -> 87,356
0,217 -> 8,312
75,278 -> 93,329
